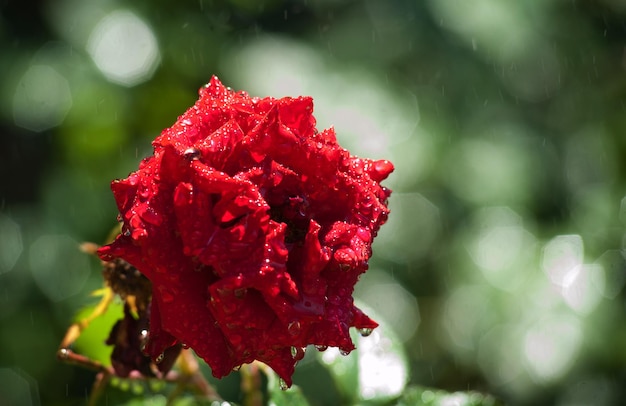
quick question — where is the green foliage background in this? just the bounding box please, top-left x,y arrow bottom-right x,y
1,0 -> 626,405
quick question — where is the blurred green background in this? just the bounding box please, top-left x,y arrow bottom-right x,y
2,0 -> 626,404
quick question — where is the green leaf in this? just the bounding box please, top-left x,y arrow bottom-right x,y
94,380 -> 167,406
316,302 -> 409,404
96,378 -> 229,406
72,297 -> 124,366
394,385 -> 501,406
267,369 -> 311,406
114,395 -> 167,406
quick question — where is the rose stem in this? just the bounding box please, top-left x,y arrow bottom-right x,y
240,362 -> 263,406
176,348 -> 222,401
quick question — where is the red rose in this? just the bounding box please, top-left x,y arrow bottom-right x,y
98,76 -> 393,386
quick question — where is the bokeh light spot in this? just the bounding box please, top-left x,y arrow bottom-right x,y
541,235 -> 584,287
594,250 -> 626,299
427,0 -> 535,62
444,285 -> 490,351
466,206 -> 536,291
523,315 -> 582,383
12,64 -> 72,132
356,271 -> 420,342
444,138 -> 531,205
561,264 -> 604,315
358,330 -> 408,400
87,10 -> 160,87
29,234 -> 90,302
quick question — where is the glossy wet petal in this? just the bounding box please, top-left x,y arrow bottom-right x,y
98,76 -> 393,386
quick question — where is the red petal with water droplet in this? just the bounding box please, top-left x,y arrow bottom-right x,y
98,76 -> 393,386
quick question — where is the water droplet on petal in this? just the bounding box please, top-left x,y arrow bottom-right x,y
356,227 -> 370,242
138,188 -> 150,199
291,346 -> 306,361
358,327 -> 373,337
183,147 -> 201,160
141,207 -> 162,226
232,365 -> 241,371
287,320 -> 301,336
139,329 -> 150,353
131,228 -> 147,240
155,353 -> 165,363
315,345 -> 328,352
279,378 -> 289,391
339,349 -> 351,356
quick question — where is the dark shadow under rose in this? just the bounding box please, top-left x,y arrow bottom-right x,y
98,76 -> 393,386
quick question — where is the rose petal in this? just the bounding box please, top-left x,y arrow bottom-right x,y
98,76 -> 393,386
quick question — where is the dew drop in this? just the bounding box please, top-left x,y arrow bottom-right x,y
339,349 -> 351,356
356,227 -> 370,242
358,327 -> 373,337
141,207 -> 162,226
183,147 -> 201,160
287,320 -> 301,336
291,346 -> 306,361
315,345 -> 328,352
279,378 -> 289,391
232,365 -> 241,371
131,228 -> 147,240
155,353 -> 165,363
139,329 -> 149,353
123,229 -> 131,237
116,213 -> 123,222
57,348 -> 69,360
